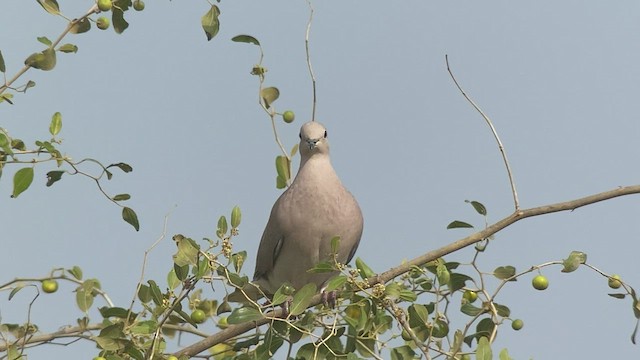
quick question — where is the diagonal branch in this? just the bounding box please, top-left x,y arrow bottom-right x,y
175,184 -> 640,356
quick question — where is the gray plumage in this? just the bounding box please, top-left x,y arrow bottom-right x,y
251,121 -> 364,296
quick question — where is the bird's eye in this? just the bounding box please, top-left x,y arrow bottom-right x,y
324,130 -> 327,138
299,132 -> 302,139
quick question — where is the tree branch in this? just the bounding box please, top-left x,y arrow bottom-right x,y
175,184 -> 640,356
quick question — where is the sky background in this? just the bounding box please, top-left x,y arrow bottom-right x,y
1,0 -> 639,358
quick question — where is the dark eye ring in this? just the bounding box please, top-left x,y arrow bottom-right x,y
324,130 -> 327,138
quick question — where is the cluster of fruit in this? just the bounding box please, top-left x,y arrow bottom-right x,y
95,0 -> 145,30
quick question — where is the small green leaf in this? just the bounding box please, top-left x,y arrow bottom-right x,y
290,283 -> 316,316
37,37 -> 52,46
108,162 -> 133,173
493,266 -> 516,280
276,175 -> 287,189
232,251 -> 246,272
331,236 -> 341,255
0,50 -> 5,73
231,205 -> 241,228
290,143 -> 299,157
130,320 -> 157,335
70,18 -> 91,34
173,236 -> 200,267
494,303 -> 510,317
275,155 -> 290,184
476,336 -> 493,360
112,8 -> 129,34
45,170 -> 64,186
271,285 -> 290,306
446,220 -> 473,229
561,251 -> 587,273
467,200 -> 487,216
355,257 -> 375,279
260,87 -> 280,108
76,285 -> 95,312
436,263 -> 450,285
37,0 -> 60,15
112,193 -> 130,201
231,34 -> 260,46
216,215 -> 228,238
201,5 -> 221,41
12,167 -> 34,198
67,266 -> 83,280
460,303 -> 485,317
147,280 -> 163,306
24,80 -> 36,92
122,207 -> 140,231
9,285 -> 25,300
307,261 -> 334,273
25,48 -> 56,71
227,307 -> 263,324
137,284 -> 152,303
499,348 -> 513,360
324,275 -> 348,292
49,111 -> 62,136
608,293 -> 626,299
58,43 -> 78,53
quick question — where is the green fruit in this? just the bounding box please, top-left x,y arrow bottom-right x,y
133,0 -> 145,11
97,0 -> 112,12
282,110 -> 295,123
96,17 -> 110,30
462,290 -> 478,303
532,275 -> 549,290
191,309 -> 207,324
166,356 -> 178,360
608,274 -> 622,289
42,279 -> 58,293
93,357 -> 107,360
511,319 -> 524,330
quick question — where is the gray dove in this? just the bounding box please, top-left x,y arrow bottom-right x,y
241,121 -> 363,300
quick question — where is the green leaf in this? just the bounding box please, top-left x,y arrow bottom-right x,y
461,303 -> 486,317
561,251 -> 587,273
24,80 -> 36,92
67,266 -> 83,280
37,36 -> 52,46
231,205 -> 241,228
9,285 -> 24,300
76,285 -> 95,312
399,289 -> 418,302
70,18 -> 91,34
147,280 -> 163,306
49,111 -> 62,136
391,345 -> 417,360
260,87 -> 280,108
494,303 -> 510,317
112,193 -> 130,201
324,275 -> 348,292
137,284 -> 152,303
499,348 -> 513,360
467,200 -> 487,216
231,251 -> 246,272
37,0 -> 60,15
25,48 -> 57,71
231,34 -> 260,46
608,293 -> 626,299
476,336 -> 492,360
173,262 -> 189,281
355,257 -> 375,279
0,50 -> 5,73
436,263 -> 450,285
122,207 -> 140,231
130,320 -> 157,335
227,307 -> 263,324
12,167 -> 34,198
493,266 -> 516,280
275,155 -> 291,185
271,285 -> 290,306
331,236 -> 341,254
99,306 -> 130,319
58,43 -> 78,53
216,215 -> 228,238
112,8 -> 129,34
276,175 -> 287,189
290,283 -> 317,316
107,162 -> 133,173
201,5 -> 221,41
46,170 -> 64,186
307,261 -> 334,273
173,236 -> 200,267
447,220 -> 473,229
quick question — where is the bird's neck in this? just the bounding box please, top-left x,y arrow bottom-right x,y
294,154 -> 339,186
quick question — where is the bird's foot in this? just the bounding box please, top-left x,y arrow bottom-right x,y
321,290 -> 338,309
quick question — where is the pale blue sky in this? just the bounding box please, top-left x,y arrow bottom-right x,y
1,1 -> 639,359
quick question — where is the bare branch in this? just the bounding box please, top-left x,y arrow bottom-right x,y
305,0 -> 317,122
445,55 -> 520,210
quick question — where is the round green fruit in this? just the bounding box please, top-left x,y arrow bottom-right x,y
96,17 -> 110,30
93,357 -> 107,360
511,319 -> 524,330
97,0 -> 112,12
42,279 -> 58,293
166,356 -> 178,360
282,110 -> 295,123
191,309 -> 207,324
133,0 -> 145,11
608,274 -> 622,289
462,290 -> 478,303
532,275 -> 549,290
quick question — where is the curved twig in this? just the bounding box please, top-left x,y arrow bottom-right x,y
305,0 -> 317,122
445,55 -> 520,210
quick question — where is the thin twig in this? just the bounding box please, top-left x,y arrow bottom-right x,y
445,55 -> 520,210
305,0 -> 317,122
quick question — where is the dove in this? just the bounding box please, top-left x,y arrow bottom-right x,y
235,121 -> 364,301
